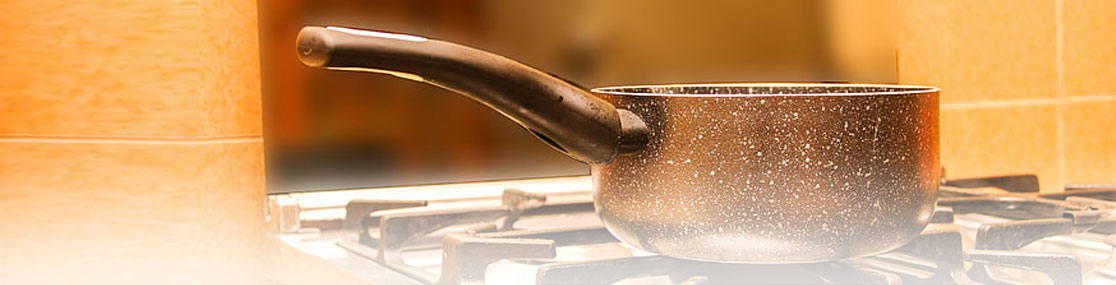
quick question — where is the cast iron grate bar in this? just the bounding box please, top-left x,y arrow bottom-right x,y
941,174 -> 1040,193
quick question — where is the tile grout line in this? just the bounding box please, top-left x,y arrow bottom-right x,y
0,134 -> 262,140
0,135 -> 263,145
1055,0 -> 1067,190
939,94 -> 1116,110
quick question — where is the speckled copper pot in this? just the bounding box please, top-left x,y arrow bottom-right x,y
590,84 -> 940,262
295,27 -> 941,263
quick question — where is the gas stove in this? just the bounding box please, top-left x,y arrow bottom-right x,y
268,174 -> 1115,284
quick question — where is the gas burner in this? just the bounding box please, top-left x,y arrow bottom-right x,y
271,175 -> 1116,284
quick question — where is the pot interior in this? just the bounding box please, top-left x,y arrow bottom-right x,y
592,83 -> 937,97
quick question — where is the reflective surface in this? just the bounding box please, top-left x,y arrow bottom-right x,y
593,83 -> 940,262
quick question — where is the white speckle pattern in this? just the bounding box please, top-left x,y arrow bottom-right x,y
590,84 -> 940,263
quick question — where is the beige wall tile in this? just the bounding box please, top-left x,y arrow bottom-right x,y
198,0 -> 264,136
0,140 -> 266,284
1063,0 -> 1116,96
0,0 -> 261,137
897,0 -> 1058,104
1063,100 -> 1116,184
940,105 -> 1061,191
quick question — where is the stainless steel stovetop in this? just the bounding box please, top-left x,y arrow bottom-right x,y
268,174 -> 1115,284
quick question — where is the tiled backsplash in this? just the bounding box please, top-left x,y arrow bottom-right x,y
897,0 -> 1116,191
0,0 -> 267,283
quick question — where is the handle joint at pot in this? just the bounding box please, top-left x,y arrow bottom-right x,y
617,109 -> 649,154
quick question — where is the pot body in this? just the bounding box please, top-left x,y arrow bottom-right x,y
591,85 -> 940,262
293,28 -> 940,262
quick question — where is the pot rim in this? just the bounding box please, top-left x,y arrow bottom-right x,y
591,82 -> 939,98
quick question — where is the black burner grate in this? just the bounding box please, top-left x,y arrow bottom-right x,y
335,174 -> 1116,284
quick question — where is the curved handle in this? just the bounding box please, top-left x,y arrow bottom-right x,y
296,26 -> 646,164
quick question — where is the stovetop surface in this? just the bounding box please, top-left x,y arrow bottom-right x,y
271,175 -> 1116,284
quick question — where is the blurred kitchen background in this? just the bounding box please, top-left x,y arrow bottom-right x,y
3,0 -> 1115,283
260,0 -> 900,192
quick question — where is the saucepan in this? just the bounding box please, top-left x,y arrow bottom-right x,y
296,26 -> 940,263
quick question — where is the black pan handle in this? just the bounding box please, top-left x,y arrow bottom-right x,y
296,26 -> 646,164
